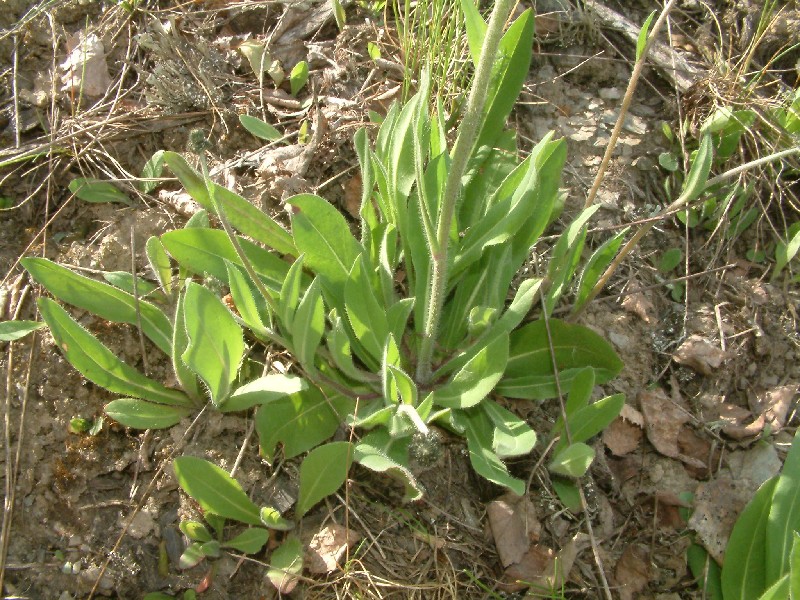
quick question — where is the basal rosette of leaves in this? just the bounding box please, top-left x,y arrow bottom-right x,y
20,0 -> 624,540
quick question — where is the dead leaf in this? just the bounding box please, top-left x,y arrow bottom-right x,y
487,494 -> 540,567
639,389 -> 689,459
640,492 -> 689,530
603,416 -> 643,456
718,404 -> 764,440
343,174 -> 362,218
621,292 -> 655,323
672,335 -> 725,375
689,476 -> 753,563
60,32 -> 112,98
614,544 -> 651,600
307,524 -> 361,574
752,385 -> 797,431
677,426 -> 718,478
502,545 -> 555,593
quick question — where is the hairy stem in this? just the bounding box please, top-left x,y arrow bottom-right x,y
416,0 -> 516,383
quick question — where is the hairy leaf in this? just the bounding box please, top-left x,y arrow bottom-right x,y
105,398 -> 191,429
181,282 -> 244,406
173,456 -> 261,525
38,298 -> 189,406
296,442 -> 353,518
23,258 -> 172,354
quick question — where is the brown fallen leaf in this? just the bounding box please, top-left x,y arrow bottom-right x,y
673,335 -> 725,375
752,385 -> 798,431
639,389 -> 689,459
677,426 -> 719,479
614,544 -> 651,600
621,291 -> 655,323
603,416 -> 643,456
718,404 -> 765,440
343,174 -> 362,218
502,534 -> 587,593
307,524 -> 361,574
688,476 -> 753,564
487,493 -> 540,567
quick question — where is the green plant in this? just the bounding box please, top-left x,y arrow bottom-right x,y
18,0 -> 625,540
688,430 -> 800,599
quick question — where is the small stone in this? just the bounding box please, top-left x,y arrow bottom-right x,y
599,87 -> 623,100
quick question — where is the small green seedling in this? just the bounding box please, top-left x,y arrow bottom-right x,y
289,61 -> 309,96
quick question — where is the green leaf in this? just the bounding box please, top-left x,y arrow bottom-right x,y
139,150 -> 166,194
239,114 -> 281,141
552,477 -> 581,512
105,398 -> 191,429
544,205 -> 600,316
767,432 -> 800,586
199,540 -> 220,558
0,320 -> 46,341
23,257 -> 173,354
658,248 -> 683,273
789,532 -> 800,599
430,333 -> 508,409
296,442 -> 353,518
279,255 -> 305,335
225,261 -> 269,335
289,61 -> 309,96
180,520 -> 213,542
173,456 -> 261,525
331,0 -> 345,29
327,312 -> 373,383
260,506 -> 294,531
687,544 -> 723,600
367,41 -> 381,60
223,528 -> 269,554
636,11 -> 656,61
354,430 -> 423,502
658,152 -> 679,172
288,193 -> 363,307
69,177 -> 131,205
462,410 -> 525,496
172,289 -> 203,403
563,367 -> 595,418
145,236 -> 173,294
163,152 -> 296,256
221,374 -> 308,413
292,277 -> 325,369
459,0 -> 486,66
256,387 -> 354,461
267,537 -> 303,592
162,229 -> 290,294
481,399 -> 537,458
179,542 -> 206,569
722,475 -> 777,600
181,282 -> 244,406
549,442 -> 595,478
37,298 -> 189,406
553,394 -> 625,455
345,255 -> 389,363
772,222 -> 800,281
759,574 -> 790,600
678,134 -> 713,204
101,271 -> 159,298
573,228 -> 628,313
453,150 -> 555,278
498,319 -> 623,400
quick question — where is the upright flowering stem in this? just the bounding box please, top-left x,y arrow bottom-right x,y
416,0 -> 517,383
